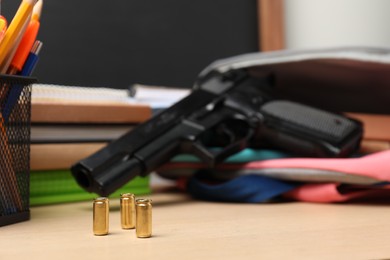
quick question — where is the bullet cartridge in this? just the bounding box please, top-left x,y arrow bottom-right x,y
135,198 -> 152,238
93,197 -> 109,236
120,193 -> 136,229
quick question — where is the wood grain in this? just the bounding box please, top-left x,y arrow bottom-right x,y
258,0 -> 285,51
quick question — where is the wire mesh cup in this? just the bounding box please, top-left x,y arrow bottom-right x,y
0,74 -> 35,227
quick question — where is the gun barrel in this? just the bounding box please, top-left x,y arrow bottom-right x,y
72,157 -> 143,196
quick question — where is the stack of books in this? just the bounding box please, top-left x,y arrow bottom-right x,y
346,113 -> 390,154
30,84 -> 154,205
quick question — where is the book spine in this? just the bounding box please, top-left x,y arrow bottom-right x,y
31,101 -> 152,123
30,143 -> 107,170
347,112 -> 390,141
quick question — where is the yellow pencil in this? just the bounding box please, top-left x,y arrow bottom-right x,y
0,0 -> 8,46
0,17 -> 7,44
0,0 -> 37,72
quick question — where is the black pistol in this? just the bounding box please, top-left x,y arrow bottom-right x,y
71,69 -> 363,196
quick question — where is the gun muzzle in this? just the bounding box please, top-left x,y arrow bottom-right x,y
71,157 -> 143,196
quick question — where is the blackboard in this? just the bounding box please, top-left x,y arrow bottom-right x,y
3,0 -> 259,88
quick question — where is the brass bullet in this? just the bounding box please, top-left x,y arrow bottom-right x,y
93,197 -> 109,236
135,198 -> 152,238
120,193 -> 136,229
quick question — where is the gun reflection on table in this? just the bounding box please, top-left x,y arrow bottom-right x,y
71,69 -> 363,196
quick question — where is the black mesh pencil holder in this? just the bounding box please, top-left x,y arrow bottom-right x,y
0,74 -> 36,227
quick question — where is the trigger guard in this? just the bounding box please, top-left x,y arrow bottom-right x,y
210,117 -> 255,163
180,124 -> 254,167
213,127 -> 254,164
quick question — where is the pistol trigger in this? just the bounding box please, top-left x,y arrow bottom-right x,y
213,129 -> 254,164
215,124 -> 236,146
180,138 -> 216,167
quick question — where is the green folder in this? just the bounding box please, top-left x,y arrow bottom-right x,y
30,170 -> 150,206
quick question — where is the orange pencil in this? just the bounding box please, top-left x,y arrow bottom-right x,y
0,17 -> 7,101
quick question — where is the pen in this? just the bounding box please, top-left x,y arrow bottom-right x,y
0,0 -> 38,72
7,0 -> 42,75
3,40 -> 42,121
20,40 -> 42,76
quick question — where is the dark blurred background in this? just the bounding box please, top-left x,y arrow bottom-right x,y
3,0 -> 259,88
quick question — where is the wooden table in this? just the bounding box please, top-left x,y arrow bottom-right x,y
2,189 -> 390,259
